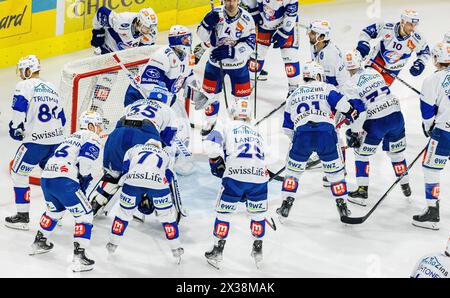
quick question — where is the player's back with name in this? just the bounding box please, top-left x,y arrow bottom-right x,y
124,98 -> 177,129
411,253 -> 450,278
42,130 -> 101,181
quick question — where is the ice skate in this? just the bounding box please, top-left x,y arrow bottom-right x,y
336,198 -> 351,218
401,183 -> 412,197
172,247 -> 184,265
412,202 -> 440,230
322,176 -> 330,187
30,231 -> 54,255
72,242 -> 95,272
276,197 -> 295,222
205,239 -> 226,269
348,186 -> 368,206
251,240 -> 263,269
257,69 -> 268,81
4,212 -> 29,230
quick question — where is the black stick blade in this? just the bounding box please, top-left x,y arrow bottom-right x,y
340,215 -> 365,224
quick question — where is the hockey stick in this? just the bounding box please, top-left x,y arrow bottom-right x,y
112,53 -> 192,158
254,26 -> 258,119
210,0 -> 229,110
340,145 -> 427,225
255,100 -> 285,126
170,174 -> 188,221
370,59 -> 422,96
267,119 -> 349,182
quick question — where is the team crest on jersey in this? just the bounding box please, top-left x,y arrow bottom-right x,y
407,39 -> 416,50
34,83 -> 58,96
145,68 -> 161,79
263,5 -> 276,20
382,50 -> 402,64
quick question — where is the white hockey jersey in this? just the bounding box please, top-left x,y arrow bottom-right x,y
420,67 -> 450,132
283,81 -> 352,136
11,78 -> 66,145
92,6 -> 156,53
411,253 -> 450,278
311,41 -> 349,89
124,98 -> 178,146
120,143 -> 173,190
138,46 -> 194,98
360,22 -> 430,72
205,120 -> 269,184
242,0 -> 298,32
197,6 -> 256,70
342,67 -> 401,120
42,130 -> 101,182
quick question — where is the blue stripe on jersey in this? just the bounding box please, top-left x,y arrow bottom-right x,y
97,6 -> 112,27
285,2 -> 298,16
79,143 -> 100,161
327,90 -> 344,110
122,159 -> 131,175
420,100 -> 437,120
417,45 -> 431,57
160,126 -> 177,146
206,130 -> 223,145
12,95 -> 28,113
325,76 -> 338,87
362,23 -> 379,39
282,111 -> 294,130
107,27 -> 126,50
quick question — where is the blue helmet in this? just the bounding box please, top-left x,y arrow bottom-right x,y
148,86 -> 170,104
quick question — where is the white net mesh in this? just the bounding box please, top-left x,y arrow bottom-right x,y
60,45 -> 162,136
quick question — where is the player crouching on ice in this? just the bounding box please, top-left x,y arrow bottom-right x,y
412,42 -> 450,230
30,111 -> 103,273
342,50 -> 412,206
106,139 -> 184,263
276,61 -> 365,222
411,237 -> 450,278
203,99 -> 269,269
6,55 -> 66,230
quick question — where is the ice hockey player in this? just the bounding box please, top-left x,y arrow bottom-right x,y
124,25 -> 195,175
30,111 -> 103,273
355,9 -> 430,86
410,238 -> 450,278
106,139 -> 184,263
308,20 -> 349,89
203,98 -> 269,269
5,55 -> 66,230
412,42 -> 450,230
91,6 -> 158,54
342,49 -> 411,206
89,87 -> 178,217
243,0 -> 300,95
196,0 -> 256,135
276,61 -> 363,221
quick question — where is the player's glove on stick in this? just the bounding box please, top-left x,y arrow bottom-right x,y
356,41 -> 370,58
346,129 -> 362,148
91,28 -> 106,48
409,59 -> 425,76
209,156 -> 226,178
8,121 -> 24,141
422,122 -> 434,138
272,28 -> 290,49
211,45 -> 235,62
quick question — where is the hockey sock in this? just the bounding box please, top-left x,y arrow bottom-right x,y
39,213 -> 58,238
14,186 -> 30,212
425,183 -> 440,207
162,221 -> 180,241
110,216 -> 129,244
250,219 -> 266,239
391,160 -> 408,183
213,217 -> 230,240
74,223 -> 93,247
330,180 -> 349,199
355,161 -> 370,187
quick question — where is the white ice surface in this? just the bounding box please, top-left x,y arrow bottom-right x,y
0,0 -> 449,277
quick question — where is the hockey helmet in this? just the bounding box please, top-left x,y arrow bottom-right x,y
231,98 -> 252,120
431,42 -> 450,64
169,25 -> 192,60
308,20 -> 331,41
145,138 -> 162,149
302,61 -> 325,81
401,9 -> 420,25
79,110 -> 103,131
17,55 -> 40,79
344,49 -> 364,70
137,8 -> 158,36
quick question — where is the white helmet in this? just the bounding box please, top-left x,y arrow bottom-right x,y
303,61 -> 324,81
79,110 -> 103,130
231,98 -> 251,120
169,25 -> 192,60
137,8 -> 158,37
145,138 -> 162,149
431,42 -> 450,64
17,55 -> 40,79
401,9 -> 420,25
444,31 -> 450,43
344,49 -> 363,70
308,20 -> 331,41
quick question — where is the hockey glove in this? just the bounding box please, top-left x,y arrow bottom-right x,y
346,129 -> 362,148
356,41 -> 371,58
203,10 -> 220,31
193,42 -> 208,65
272,28 -> 290,49
422,122 -> 434,138
209,156 -> 226,178
91,28 -> 106,48
138,194 -> 155,215
211,45 -> 235,62
343,99 -> 365,123
409,59 -> 425,76
79,174 -> 93,195
8,121 -> 24,141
